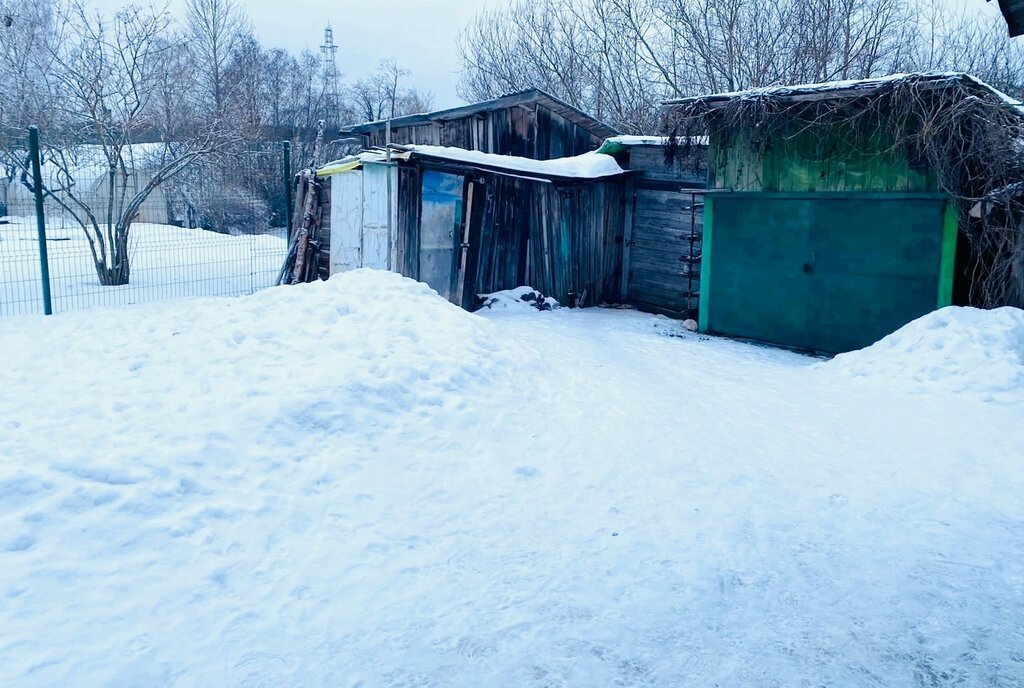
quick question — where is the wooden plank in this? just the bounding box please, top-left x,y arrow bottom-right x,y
635,188 -> 701,204
634,212 -> 698,229
632,233 -> 702,249
629,285 -> 699,304
631,236 -> 699,252
628,286 -> 698,309
630,251 -> 701,270
620,179 -> 634,300
634,206 -> 699,221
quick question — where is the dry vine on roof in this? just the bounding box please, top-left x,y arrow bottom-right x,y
664,74 -> 1024,308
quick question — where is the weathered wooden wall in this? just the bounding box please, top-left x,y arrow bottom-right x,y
466,174 -> 627,307
626,188 -> 703,316
616,143 -> 709,318
397,161 -> 628,309
362,104 -> 603,160
316,176 -> 332,279
396,166 -> 422,279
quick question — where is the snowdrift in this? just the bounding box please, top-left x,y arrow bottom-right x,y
3,275 -> 1023,686
477,286 -> 560,312
0,270 -> 533,686
821,306 -> 1024,400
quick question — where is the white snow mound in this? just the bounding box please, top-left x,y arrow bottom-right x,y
2,277 -> 1024,685
477,286 -> 560,312
2,269 -> 521,443
0,269 -> 536,685
821,306 -> 1024,399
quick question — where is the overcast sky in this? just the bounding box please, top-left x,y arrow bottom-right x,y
90,0 -> 1003,110
84,0 -> 515,108
242,0 -> 518,108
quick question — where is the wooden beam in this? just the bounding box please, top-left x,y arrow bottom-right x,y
620,176 -> 635,300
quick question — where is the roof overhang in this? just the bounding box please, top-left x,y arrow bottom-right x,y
316,149 -> 411,176
400,145 -> 629,185
341,89 -> 620,141
661,72 -> 1023,118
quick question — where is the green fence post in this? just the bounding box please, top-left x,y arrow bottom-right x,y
283,140 -> 293,240
28,126 -> 53,316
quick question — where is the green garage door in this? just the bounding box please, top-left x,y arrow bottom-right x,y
700,193 -> 957,353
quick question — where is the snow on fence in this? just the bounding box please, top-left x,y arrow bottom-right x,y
1,138 -> 291,316
0,217 -> 287,316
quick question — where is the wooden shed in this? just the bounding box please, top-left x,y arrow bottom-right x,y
391,146 -> 630,309
314,145 -> 630,309
340,89 -> 620,161
662,72 -> 1024,354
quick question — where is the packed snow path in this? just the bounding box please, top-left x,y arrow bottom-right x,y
1,271 -> 1022,687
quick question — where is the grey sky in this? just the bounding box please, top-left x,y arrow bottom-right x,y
245,0 -> 514,108
86,0 -> 515,108
89,0 -> 1005,110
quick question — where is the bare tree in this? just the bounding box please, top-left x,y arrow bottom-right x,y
5,1 -> 241,285
223,33 -> 270,135
347,59 -> 435,122
457,0 -> 1024,133
897,2 -> 1024,95
0,0 -> 56,134
458,0 -> 683,132
262,48 -> 297,129
184,0 -> 248,113
0,0 -> 57,209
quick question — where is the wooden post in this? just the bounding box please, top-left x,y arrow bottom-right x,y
619,176 -> 635,302
454,180 -> 475,307
284,120 -> 325,284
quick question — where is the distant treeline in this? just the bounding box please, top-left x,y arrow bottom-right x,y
458,0 -> 1024,133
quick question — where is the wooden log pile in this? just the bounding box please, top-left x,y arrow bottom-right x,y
278,120 -> 327,285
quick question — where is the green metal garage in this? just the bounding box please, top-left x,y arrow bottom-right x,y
662,73 -> 1023,354
701,192 -> 957,353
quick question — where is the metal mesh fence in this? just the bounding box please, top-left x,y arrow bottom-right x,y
1,135 -> 291,317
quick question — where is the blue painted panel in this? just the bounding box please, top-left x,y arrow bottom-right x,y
419,171 -> 464,300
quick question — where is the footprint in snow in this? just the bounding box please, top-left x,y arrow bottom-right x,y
828,493 -> 849,507
2,533 -> 36,552
514,466 -> 538,478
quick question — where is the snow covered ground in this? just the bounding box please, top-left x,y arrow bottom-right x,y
0,217 -> 286,316
1,270 -> 1022,687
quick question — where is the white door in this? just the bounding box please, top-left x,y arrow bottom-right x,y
361,164 -> 397,270
329,170 -> 363,274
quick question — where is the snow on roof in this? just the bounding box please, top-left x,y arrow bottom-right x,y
406,145 -> 626,180
606,135 -> 672,146
602,135 -> 710,147
663,72 -> 1024,115
317,149 -> 411,176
